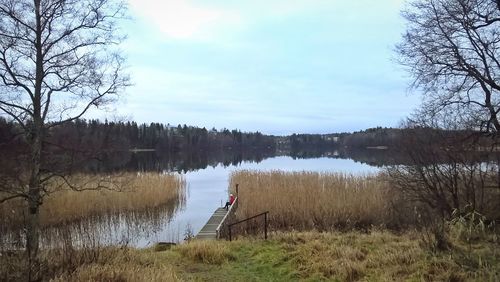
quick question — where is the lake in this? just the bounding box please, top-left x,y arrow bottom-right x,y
134,156 -> 379,247
0,154 -> 382,249
28,147 -> 499,248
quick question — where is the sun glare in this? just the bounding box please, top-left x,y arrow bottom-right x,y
128,0 -> 236,40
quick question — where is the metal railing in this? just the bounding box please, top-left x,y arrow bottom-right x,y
215,197 -> 238,239
227,211 -> 269,241
216,184 -> 270,241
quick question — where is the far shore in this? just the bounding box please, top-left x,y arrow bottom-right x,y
129,148 -> 156,152
366,146 -> 389,150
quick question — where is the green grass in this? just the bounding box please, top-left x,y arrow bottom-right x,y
4,230 -> 499,281
155,231 -> 499,282
221,242 -> 298,281
157,240 -> 297,281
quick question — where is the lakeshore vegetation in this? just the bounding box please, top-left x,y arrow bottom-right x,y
230,171 -> 396,231
0,173 -> 186,249
0,172 -> 185,228
4,230 -> 495,281
1,170 -> 499,281
41,173 -> 186,226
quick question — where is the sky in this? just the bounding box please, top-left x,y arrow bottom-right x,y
112,0 -> 421,135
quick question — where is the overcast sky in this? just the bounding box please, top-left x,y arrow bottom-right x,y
112,0 -> 421,135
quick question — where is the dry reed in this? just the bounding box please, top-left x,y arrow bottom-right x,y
230,170 -> 396,230
49,247 -> 179,282
0,172 -> 186,228
41,172 -> 186,226
174,240 -> 234,265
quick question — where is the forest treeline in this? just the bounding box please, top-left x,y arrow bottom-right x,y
283,126 -> 491,150
0,118 -> 276,153
1,118 -> 489,155
0,118 -> 280,173
1,117 -> 498,174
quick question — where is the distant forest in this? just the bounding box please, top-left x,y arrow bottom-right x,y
0,118 -> 486,154
1,117 -> 496,173
0,118 -> 275,152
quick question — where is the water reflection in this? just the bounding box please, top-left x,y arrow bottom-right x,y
4,147 -> 499,249
89,147 -> 500,174
1,194 -> 185,250
87,148 -> 275,173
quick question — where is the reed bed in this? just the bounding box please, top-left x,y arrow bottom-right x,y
1,172 -> 186,228
41,172 -> 186,226
230,170 -> 397,231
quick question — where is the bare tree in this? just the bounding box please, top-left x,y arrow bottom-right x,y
388,120 -> 500,216
0,0 -> 128,280
397,0 -> 500,134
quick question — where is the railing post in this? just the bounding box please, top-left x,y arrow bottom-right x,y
264,212 -> 268,240
227,211 -> 269,242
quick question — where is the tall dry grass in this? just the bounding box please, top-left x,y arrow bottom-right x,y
271,230 -> 494,281
174,240 -> 234,265
230,170 -> 399,230
41,172 -> 186,226
1,246 -> 180,282
0,172 -> 186,229
50,247 -> 179,282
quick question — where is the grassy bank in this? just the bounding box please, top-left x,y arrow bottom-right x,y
5,230 -> 495,281
230,170 -> 401,230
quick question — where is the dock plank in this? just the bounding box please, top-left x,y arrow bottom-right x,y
195,207 -> 228,240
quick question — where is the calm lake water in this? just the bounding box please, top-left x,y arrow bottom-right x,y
134,156 -> 379,247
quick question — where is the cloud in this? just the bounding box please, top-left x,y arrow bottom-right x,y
128,0 -> 240,40
120,0 -> 416,134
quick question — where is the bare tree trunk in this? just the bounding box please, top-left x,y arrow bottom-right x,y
27,2 -> 43,278
26,199 -> 40,281
26,129 -> 42,281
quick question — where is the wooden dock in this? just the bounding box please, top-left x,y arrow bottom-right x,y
195,207 -> 228,240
